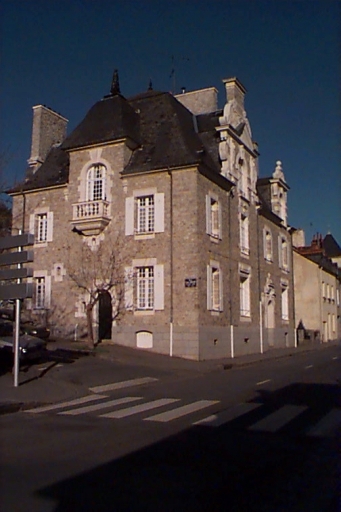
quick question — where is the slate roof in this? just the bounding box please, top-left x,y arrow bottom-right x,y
9,145 -> 69,193
323,233 -> 341,258
11,88 -> 224,193
61,94 -> 140,150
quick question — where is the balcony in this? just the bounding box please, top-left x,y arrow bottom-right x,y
71,200 -> 110,236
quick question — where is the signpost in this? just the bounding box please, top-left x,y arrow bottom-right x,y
0,233 -> 34,387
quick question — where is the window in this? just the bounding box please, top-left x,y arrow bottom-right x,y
240,213 -> 249,255
239,266 -> 251,317
207,262 -> 223,312
264,228 -> 273,261
206,194 -> 221,239
86,164 -> 106,201
35,277 -> 46,309
125,261 -> 164,312
137,267 -> 154,310
30,211 -> 53,244
37,213 -> 47,242
281,283 -> 289,321
125,192 -> 164,236
279,235 -> 289,270
137,196 -> 154,234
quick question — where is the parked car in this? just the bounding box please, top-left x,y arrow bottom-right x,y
0,309 -> 50,340
0,320 -> 47,363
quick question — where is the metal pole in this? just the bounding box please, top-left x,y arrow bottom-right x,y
13,229 -> 22,387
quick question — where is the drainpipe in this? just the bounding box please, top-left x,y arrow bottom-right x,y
228,187 -> 235,357
168,169 -> 174,357
256,205 -> 263,354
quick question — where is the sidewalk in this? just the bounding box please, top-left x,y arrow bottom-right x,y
1,338 -> 339,415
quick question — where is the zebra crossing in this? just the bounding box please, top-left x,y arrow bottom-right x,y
24,377 -> 341,439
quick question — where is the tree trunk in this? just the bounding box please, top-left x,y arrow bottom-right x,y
86,303 -> 95,349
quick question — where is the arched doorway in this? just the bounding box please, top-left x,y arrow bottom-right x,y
98,291 -> 112,341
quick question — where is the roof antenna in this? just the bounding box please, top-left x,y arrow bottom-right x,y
148,78 -> 153,91
110,69 -> 120,95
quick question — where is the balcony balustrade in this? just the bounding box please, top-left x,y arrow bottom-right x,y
71,200 -> 110,235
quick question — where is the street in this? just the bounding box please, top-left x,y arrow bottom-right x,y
1,344 -> 340,511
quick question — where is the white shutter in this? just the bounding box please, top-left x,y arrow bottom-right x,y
219,267 -> 223,311
154,264 -> 164,310
125,197 -> 134,236
207,264 -> 211,310
278,235 -> 282,268
263,228 -> 267,258
47,212 -> 54,242
45,276 -> 51,309
206,195 -> 211,235
218,202 -> 222,239
124,266 -> 134,310
29,214 -> 35,236
154,193 -> 164,233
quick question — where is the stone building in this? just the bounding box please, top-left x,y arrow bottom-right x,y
293,232 -> 341,343
9,72 -> 295,360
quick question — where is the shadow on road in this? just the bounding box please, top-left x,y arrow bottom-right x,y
36,382 -> 341,512
0,347 -> 94,383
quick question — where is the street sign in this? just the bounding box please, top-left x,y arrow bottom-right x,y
0,233 -> 34,250
0,267 -> 33,280
0,283 -> 33,300
0,250 -> 34,266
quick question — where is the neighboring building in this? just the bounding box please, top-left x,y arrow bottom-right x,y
9,71 -> 295,360
293,233 -> 341,342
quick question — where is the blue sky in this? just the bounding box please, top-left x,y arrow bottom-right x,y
1,0 -> 340,242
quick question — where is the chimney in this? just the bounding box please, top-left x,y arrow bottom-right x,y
222,77 -> 246,115
28,105 -> 68,171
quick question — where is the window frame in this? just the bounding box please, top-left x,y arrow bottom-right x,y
239,266 -> 251,318
207,261 -> 223,312
86,163 -> 106,202
136,195 -> 155,234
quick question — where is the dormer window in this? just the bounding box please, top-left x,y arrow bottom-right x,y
86,164 -> 106,201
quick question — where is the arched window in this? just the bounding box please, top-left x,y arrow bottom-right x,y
86,164 -> 106,201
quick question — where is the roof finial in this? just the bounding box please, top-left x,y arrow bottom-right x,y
148,78 -> 153,91
110,69 -> 120,95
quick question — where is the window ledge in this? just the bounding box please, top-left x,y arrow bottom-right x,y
134,233 -> 155,240
209,235 -> 221,243
210,310 -> 222,316
134,310 -> 155,316
240,315 -> 251,322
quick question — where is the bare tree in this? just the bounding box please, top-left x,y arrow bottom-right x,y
66,235 -> 128,348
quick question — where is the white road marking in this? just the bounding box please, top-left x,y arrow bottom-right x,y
25,394 -> 107,414
145,400 -> 220,423
256,379 -> 271,386
307,409 -> 341,438
59,397 -> 143,416
194,402 -> 261,427
100,398 -> 179,419
305,365 -> 313,369
332,356 -> 338,360
89,377 -> 158,393
38,367 -> 48,371
249,405 -> 308,433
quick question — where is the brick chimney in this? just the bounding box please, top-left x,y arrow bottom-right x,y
28,105 -> 68,171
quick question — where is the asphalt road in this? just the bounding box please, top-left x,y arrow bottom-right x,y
1,345 -> 340,511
